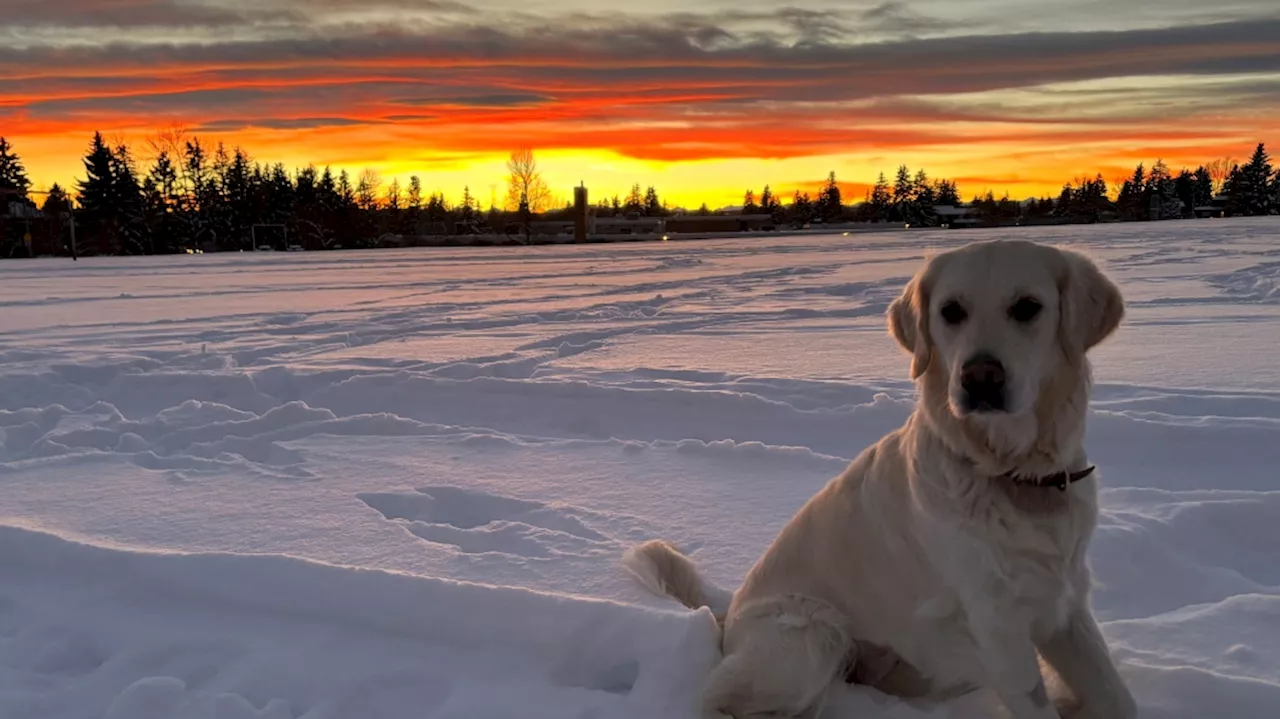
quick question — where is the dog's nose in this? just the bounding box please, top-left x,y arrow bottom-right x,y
960,353 -> 1006,412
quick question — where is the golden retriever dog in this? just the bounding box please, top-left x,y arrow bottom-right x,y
623,239 -> 1136,719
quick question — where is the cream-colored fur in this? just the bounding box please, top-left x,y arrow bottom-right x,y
623,239 -> 1136,719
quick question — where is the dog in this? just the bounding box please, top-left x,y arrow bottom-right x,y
623,239 -> 1137,719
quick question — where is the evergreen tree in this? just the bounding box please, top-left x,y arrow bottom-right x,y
643,186 -> 663,216
0,137 -> 32,204
41,183 -> 68,214
869,172 -> 892,221
111,142 -> 151,254
0,137 -> 35,256
1146,159 -> 1182,220
1174,169 -> 1196,217
460,186 -> 477,223
910,169 -> 938,226
742,189 -> 758,214
181,138 -> 217,248
789,191 -> 814,227
912,169 -> 933,205
1116,163 -> 1147,221
1191,166 -> 1214,210
760,185 -> 782,221
933,179 -> 960,206
145,150 -> 182,252
1237,143 -> 1273,215
816,171 -> 843,223
76,132 -> 118,255
1053,184 -> 1074,218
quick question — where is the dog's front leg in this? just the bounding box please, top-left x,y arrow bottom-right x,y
961,599 -> 1061,719
1037,607 -> 1136,719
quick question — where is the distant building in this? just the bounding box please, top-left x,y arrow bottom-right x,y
1193,194 -> 1230,219
933,204 -> 980,228
664,213 -> 775,234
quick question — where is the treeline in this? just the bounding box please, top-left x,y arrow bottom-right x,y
736,168 -> 962,228
2,133 -> 1279,258
1,131 -> 495,257
1023,146 -> 1278,222
737,145 -> 1278,228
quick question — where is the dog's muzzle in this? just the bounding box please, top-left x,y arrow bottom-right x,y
959,353 -> 1006,413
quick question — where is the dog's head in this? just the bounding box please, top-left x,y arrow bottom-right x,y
888,239 -> 1123,421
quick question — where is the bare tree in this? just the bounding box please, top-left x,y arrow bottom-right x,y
356,168 -> 382,211
1206,156 -> 1237,195
504,147 -> 551,214
144,122 -> 191,165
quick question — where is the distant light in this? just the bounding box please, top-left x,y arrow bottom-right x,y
905,223 -> 911,229
842,232 -> 849,236
662,235 -> 669,241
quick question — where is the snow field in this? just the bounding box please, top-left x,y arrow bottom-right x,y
2,218 -> 1279,717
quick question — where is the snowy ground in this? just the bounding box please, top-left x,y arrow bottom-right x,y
2,219 -> 1279,718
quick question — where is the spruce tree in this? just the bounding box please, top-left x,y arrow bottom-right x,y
891,165 -> 916,223
933,179 -> 960,206
817,171 -> 843,223
1239,143 -> 1273,215
0,137 -> 32,204
644,186 -> 662,216
760,185 -> 782,221
111,142 -> 151,254
460,186 -> 477,223
742,189 -> 758,214
869,172 -> 892,221
790,191 -> 813,227
146,151 -> 182,253
1191,166 -> 1214,209
76,132 -> 117,254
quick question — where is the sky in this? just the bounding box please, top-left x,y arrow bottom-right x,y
3,0 -> 1280,209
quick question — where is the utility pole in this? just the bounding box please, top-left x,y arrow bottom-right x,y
69,202 -> 78,260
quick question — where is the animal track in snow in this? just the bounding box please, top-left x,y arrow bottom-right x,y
357,486 -> 617,559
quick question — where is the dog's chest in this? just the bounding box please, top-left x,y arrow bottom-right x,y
905,500 -> 1083,684
982,494 -> 1082,612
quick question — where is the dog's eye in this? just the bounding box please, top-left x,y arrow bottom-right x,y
1009,297 -> 1042,323
940,301 -> 967,326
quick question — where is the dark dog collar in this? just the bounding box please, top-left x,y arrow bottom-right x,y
1003,465 -> 1096,492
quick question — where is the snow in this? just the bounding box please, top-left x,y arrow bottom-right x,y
2,218 -> 1279,718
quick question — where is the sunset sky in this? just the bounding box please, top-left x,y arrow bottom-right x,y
3,0 -> 1279,208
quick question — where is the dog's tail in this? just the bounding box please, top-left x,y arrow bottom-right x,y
622,539 -> 734,620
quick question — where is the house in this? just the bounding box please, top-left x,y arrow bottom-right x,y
664,213 -> 775,234
1193,194 -> 1230,219
933,204 -> 980,228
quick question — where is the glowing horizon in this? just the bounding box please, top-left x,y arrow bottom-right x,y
4,1 -> 1279,209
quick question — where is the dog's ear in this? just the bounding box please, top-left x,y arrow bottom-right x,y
888,268 -> 933,380
1057,249 -> 1124,358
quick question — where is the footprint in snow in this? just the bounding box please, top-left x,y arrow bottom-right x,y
357,485 -> 617,560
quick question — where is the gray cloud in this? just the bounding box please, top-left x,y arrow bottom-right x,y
4,0 -> 283,28
392,92 -> 552,108
195,117 -> 373,132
